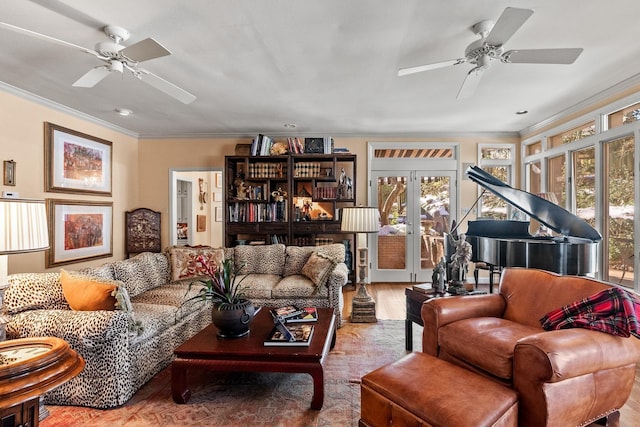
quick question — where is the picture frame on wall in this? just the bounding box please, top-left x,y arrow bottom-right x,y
46,199 -> 113,267
45,122 -> 113,196
197,214 -> 206,232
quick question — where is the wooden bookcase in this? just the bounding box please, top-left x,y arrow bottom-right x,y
224,154 -> 357,279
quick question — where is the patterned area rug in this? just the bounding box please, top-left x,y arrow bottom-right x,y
41,320 -> 423,427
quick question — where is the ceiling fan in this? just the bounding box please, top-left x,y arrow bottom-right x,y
398,7 -> 583,99
0,22 -> 196,104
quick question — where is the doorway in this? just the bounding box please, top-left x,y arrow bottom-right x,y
169,168 -> 224,247
369,143 -> 459,283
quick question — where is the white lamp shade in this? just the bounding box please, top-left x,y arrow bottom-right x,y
0,198 -> 49,254
341,206 -> 380,233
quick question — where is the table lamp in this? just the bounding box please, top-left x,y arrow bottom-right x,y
0,198 -> 49,290
341,206 -> 379,323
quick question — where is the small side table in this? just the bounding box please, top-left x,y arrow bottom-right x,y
0,337 -> 85,427
405,287 -> 448,351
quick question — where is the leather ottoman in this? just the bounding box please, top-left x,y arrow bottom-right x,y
360,352 -> 518,427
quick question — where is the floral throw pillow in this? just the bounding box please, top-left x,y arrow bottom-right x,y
168,246 -> 225,282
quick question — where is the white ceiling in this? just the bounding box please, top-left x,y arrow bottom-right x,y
2,0 -> 639,138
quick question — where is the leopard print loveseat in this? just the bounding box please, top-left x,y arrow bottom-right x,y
2,243 -> 348,409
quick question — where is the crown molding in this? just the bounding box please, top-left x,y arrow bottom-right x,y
0,82 -> 139,138
519,72 -> 640,137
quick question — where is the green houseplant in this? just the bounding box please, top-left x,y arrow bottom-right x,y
183,254 -> 256,338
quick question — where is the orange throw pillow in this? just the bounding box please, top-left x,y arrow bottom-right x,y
60,269 -> 118,311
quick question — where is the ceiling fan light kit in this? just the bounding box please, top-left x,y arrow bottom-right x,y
0,21 -> 196,104
398,7 -> 583,99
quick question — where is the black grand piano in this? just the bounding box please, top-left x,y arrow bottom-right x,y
460,166 -> 601,277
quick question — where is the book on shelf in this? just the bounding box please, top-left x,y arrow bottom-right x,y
264,323 -> 314,347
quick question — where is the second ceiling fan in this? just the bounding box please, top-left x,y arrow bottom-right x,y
398,7 -> 583,99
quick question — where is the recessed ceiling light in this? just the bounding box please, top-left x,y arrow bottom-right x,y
515,110 -> 528,115
115,108 -> 132,116
283,123 -> 297,129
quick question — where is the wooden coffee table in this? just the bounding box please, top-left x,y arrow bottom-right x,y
172,307 -> 336,410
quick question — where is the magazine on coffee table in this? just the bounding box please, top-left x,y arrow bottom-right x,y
270,306 -> 318,323
285,307 -> 318,323
264,323 -> 314,347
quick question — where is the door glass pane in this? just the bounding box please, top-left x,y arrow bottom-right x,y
479,166 -> 509,219
377,175 -> 408,270
420,175 -> 450,269
604,136 -> 635,287
548,155 -> 566,207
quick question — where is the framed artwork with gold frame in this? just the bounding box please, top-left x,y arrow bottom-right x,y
44,122 -> 112,196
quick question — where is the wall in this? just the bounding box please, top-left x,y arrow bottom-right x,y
140,135 -> 518,247
0,91 -> 139,274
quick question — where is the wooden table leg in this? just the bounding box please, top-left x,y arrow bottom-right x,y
171,361 -> 191,404
309,366 -> 325,410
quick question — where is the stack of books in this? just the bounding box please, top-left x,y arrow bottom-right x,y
264,306 -> 318,347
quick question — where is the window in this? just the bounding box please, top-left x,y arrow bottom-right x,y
477,144 -> 516,220
548,122 -> 595,148
606,102 -> 640,129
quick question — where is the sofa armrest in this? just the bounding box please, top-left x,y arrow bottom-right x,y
514,329 -> 640,383
6,309 -> 131,352
327,262 -> 348,294
421,294 -> 506,355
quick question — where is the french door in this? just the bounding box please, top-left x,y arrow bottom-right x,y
370,170 -> 456,282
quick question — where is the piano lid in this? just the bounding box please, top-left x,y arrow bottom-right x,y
466,166 -> 602,242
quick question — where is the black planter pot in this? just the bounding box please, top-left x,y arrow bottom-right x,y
211,299 -> 256,338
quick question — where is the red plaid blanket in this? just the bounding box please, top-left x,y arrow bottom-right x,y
540,287 -> 640,339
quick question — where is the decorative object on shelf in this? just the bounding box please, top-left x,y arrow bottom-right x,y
182,255 -> 255,338
341,206 -> 380,323
338,168 -> 353,200
3,160 -> 15,186
46,199 -> 113,268
234,174 -> 247,199
342,239 -> 353,275
44,122 -> 112,196
270,141 -> 289,156
125,208 -> 161,258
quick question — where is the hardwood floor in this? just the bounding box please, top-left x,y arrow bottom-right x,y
342,282 -> 640,426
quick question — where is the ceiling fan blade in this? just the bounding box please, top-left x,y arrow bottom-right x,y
457,66 -> 485,99
503,48 -> 584,64
485,7 -> 534,46
121,38 -> 171,63
0,21 -> 100,57
72,66 -> 111,87
27,0 -> 106,29
398,59 -> 463,76
137,69 -> 196,104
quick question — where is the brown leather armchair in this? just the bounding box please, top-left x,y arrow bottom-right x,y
421,267 -> 640,427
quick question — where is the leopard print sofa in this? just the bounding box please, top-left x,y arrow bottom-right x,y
2,244 -> 348,409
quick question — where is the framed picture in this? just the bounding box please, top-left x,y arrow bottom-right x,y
197,214 -> 207,232
46,199 -> 113,267
45,122 -> 113,196
215,206 -> 223,222
214,172 -> 223,188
